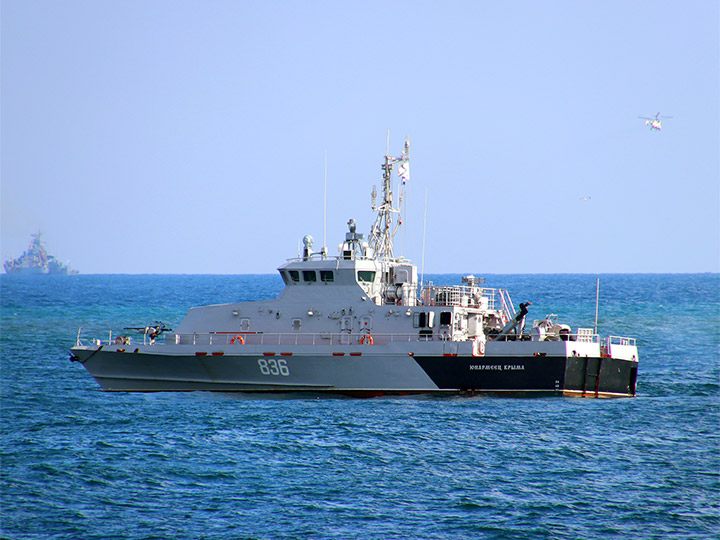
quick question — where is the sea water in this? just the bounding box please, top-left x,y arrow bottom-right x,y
1,273 -> 718,539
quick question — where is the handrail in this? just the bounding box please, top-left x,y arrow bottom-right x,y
498,289 -> 515,323
74,328 -> 635,348
420,284 -> 514,319
284,253 -> 376,263
175,331 -> 441,346
75,329 -> 447,347
606,335 -> 637,347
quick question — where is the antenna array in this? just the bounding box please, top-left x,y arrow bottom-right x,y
369,137 -> 410,261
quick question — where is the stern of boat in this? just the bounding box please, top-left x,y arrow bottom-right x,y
563,336 -> 638,398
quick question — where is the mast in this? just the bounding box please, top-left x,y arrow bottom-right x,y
369,137 -> 409,261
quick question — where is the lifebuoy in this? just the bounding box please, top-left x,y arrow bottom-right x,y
360,334 -> 374,345
230,335 -> 245,345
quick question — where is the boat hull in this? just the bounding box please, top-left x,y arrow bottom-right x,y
70,344 -> 637,398
4,265 -> 48,275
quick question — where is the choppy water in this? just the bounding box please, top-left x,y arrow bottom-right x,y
2,273 -> 718,539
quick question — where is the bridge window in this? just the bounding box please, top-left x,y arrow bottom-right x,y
303,270 -> 317,282
440,312 -> 452,326
320,270 -> 334,283
357,271 -> 376,283
288,270 -> 300,283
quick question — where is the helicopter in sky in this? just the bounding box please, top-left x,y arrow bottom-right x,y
639,112 -> 672,131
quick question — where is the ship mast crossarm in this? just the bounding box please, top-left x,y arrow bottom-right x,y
369,137 -> 409,261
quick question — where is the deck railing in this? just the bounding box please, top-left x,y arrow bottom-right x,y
76,330 -> 446,348
174,331 -> 444,347
605,335 -> 636,346
76,328 -> 636,349
421,285 -> 514,322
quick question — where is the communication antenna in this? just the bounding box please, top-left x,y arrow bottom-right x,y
594,278 -> 600,335
323,151 -> 327,257
368,135 -> 410,261
420,188 -> 428,292
402,182 -> 407,259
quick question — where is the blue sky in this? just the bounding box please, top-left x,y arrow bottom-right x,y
2,0 -> 718,274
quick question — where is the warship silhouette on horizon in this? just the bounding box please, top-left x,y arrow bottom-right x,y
4,233 -> 78,275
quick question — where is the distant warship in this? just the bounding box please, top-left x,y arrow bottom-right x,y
4,233 -> 78,275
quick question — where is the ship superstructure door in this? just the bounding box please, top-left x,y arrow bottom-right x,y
360,315 -> 373,331
439,311 -> 452,340
467,313 -> 483,339
340,316 -> 353,345
392,264 -> 418,306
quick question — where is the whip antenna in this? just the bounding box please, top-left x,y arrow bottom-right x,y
594,278 -> 600,335
420,188 -> 428,293
323,151 -> 327,257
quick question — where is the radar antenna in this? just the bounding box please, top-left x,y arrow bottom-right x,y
369,136 -> 409,261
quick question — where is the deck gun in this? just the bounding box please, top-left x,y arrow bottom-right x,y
123,321 -> 173,342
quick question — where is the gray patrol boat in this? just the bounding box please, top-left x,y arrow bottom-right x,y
71,139 -> 639,397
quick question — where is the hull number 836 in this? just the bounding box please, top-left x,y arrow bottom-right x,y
258,358 -> 290,376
